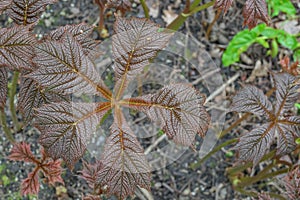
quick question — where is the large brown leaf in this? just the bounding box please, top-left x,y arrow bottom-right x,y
36,102 -> 111,169
0,67 -> 8,109
234,123 -> 275,165
29,34 -> 111,99
0,26 -> 36,70
231,85 -> 273,117
97,113 -> 151,199
112,16 -> 171,99
242,0 -> 269,29
272,73 -> 299,116
48,23 -> 100,57
18,75 -> 68,123
7,0 -> 57,25
122,84 -> 210,146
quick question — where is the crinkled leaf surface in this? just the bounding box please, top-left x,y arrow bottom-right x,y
8,142 -> 36,163
214,0 -> 234,14
232,72 -> 300,165
36,102 -> 110,169
49,23 -> 100,57
231,85 -> 273,117
0,0 -> 11,12
243,0 -> 269,29
0,26 -> 36,70
112,17 -> 171,99
21,170 -> 39,196
29,34 -> 111,99
0,67 -> 8,108
234,123 -> 275,165
7,0 -> 57,25
276,124 -> 297,156
273,73 -> 299,115
18,76 -> 69,123
97,113 -> 151,199
124,84 -> 210,146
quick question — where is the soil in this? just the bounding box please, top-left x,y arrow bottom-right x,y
0,0 -> 299,200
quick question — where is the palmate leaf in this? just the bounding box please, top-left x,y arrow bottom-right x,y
48,23 -> 100,57
97,113 -> 151,199
36,102 -> 111,169
243,0 -> 270,29
123,84 -> 210,146
7,0 -> 57,25
0,25 -> 36,70
0,67 -> 8,109
18,75 -> 69,123
214,0 -> 234,14
234,123 -> 275,165
29,34 -> 111,99
231,85 -> 273,117
112,16 -> 171,98
9,142 -> 64,196
272,73 -> 299,116
232,72 -> 300,165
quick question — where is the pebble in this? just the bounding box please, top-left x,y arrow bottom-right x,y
240,53 -> 253,65
217,34 -> 229,44
70,7 -> 80,15
154,182 -> 162,188
182,188 -> 190,195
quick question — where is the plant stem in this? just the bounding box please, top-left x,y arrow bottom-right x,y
226,150 -> 276,175
239,167 -> 289,188
235,188 -> 286,200
9,71 -> 21,132
187,0 -> 215,16
167,0 -> 215,31
190,138 -> 238,170
140,0 -> 149,19
0,108 -> 15,143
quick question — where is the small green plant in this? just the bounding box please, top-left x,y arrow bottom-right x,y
222,23 -> 300,66
221,0 -> 299,67
266,0 -> 296,18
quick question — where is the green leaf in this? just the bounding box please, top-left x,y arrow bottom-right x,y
266,0 -> 296,18
255,37 -> 269,48
277,33 -> 298,50
293,49 -> 300,62
271,39 -> 278,58
261,27 -> 283,38
222,24 -> 266,66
